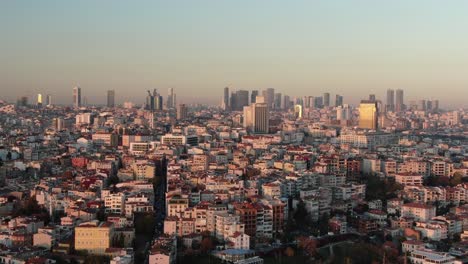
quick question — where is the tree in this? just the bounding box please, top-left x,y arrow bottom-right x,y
294,200 -> 309,228
200,237 -> 214,253
450,172 -> 464,186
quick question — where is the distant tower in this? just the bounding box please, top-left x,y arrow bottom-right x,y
167,87 -> 175,109
359,100 -> 379,130
46,94 -> 52,106
37,94 -> 43,108
177,104 -> 188,120
323,92 -> 330,107
73,86 -> 81,108
251,90 -> 258,104
223,87 -> 230,110
386,89 -> 395,112
274,93 -> 282,110
369,94 -> 376,102
395,89 -> 404,112
335,94 -> 343,107
107,90 -> 115,108
262,88 -> 275,109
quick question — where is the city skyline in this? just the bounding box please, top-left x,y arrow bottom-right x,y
1,1 -> 468,107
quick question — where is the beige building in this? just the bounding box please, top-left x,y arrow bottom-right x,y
75,221 -> 114,254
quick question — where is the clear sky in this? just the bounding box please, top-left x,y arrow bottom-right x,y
1,0 -> 468,107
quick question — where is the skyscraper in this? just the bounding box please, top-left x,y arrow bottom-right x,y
37,94 -> 42,107
395,89 -> 404,112
146,89 -> 162,111
359,100 -> 378,130
73,86 -> 81,108
46,94 -> 52,106
335,94 -> 343,107
323,93 -> 330,107
244,96 -> 269,134
167,88 -> 176,109
274,93 -> 282,109
231,90 -> 249,111
177,104 -> 188,120
251,90 -> 258,104
386,89 -> 395,112
223,87 -> 229,110
369,94 -> 376,102
107,90 -> 115,108
262,88 -> 275,109
418,100 -> 426,111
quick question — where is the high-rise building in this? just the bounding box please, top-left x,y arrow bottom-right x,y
386,89 -> 395,112
274,93 -> 282,110
418,100 -> 426,111
223,87 -> 229,110
107,90 -> 115,108
426,100 -> 433,111
46,94 -> 52,106
335,94 -> 343,107
337,104 -> 351,121
231,90 -> 249,111
37,94 -> 43,107
262,88 -> 275,109
177,104 -> 188,120
73,86 -> 81,108
395,89 -> 404,112
359,100 -> 378,130
314,97 -> 323,109
433,100 -> 439,111
167,88 -> 175,109
323,93 -> 330,107
294,104 -> 303,119
251,90 -> 258,104
282,95 -> 290,109
244,96 -> 269,134
369,94 -> 376,102
146,89 -> 163,111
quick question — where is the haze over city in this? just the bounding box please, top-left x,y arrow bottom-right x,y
1,0 -> 468,107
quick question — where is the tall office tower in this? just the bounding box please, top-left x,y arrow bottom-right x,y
294,105 -> 303,119
302,96 -> 310,108
146,89 -> 163,111
314,96 -> 323,108
323,93 -> 330,107
433,100 -> 439,111
336,104 -> 351,121
231,90 -> 249,111
167,87 -> 175,109
223,87 -> 230,110
244,96 -> 269,134
46,94 -> 52,106
251,90 -> 258,104
177,104 -> 188,120
262,88 -> 275,109
418,100 -> 426,111
395,89 -> 404,112
73,86 -> 81,108
386,89 -> 395,112
426,100 -> 433,111
308,96 -> 316,109
274,93 -> 282,109
369,94 -> 376,102
335,94 -> 343,107
156,94 -> 163,110
107,90 -> 115,108
37,94 -> 43,107
282,95 -> 290,109
358,100 -> 379,130
17,96 -> 28,107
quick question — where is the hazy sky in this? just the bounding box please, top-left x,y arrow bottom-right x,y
1,0 -> 468,107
